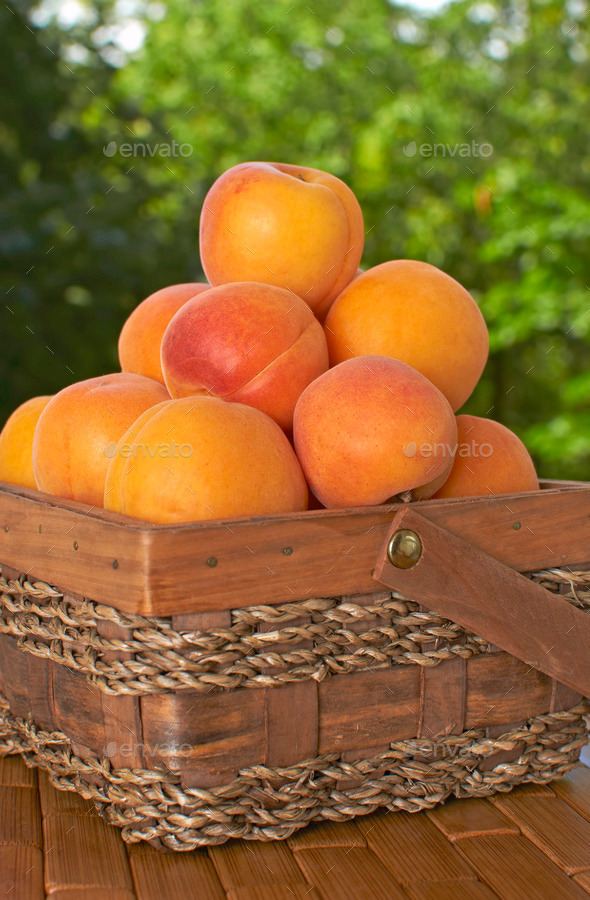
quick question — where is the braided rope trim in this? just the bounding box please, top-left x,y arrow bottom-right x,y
0,568 -> 588,697
0,692 -> 587,851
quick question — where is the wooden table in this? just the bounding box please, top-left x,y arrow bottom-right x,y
3,755 -> 590,899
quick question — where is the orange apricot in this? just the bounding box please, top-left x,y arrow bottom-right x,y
0,396 -> 52,489
113,397 -> 308,523
161,282 -> 329,431
293,355 -> 457,509
118,282 -> 210,384
199,162 -> 364,320
324,259 -> 489,411
433,415 -> 539,499
32,373 -> 169,507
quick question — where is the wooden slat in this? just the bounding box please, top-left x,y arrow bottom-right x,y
51,666 -> 106,756
0,754 -> 37,788
317,667 -> 419,753
48,892 -> 136,900
292,846 -> 408,900
0,785 -> 42,847
96,619 -> 145,770
551,680 -> 583,713
464,654 -> 553,728
0,634 -> 31,719
419,656 -> 466,738
404,880 -> 498,900
26,651 -> 55,732
360,809 -> 477,884
492,793 -> 590,874
228,888 -> 321,900
374,506 -> 590,698
43,813 -> 133,892
265,680 -> 318,766
427,797 -> 520,840
455,834 -> 588,899
208,840 -> 308,891
573,872 -> 590,894
141,689 -> 265,784
2,481 -> 590,615
126,842 -> 226,900
288,820 -> 366,849
0,845 -> 43,899
552,766 -> 590,822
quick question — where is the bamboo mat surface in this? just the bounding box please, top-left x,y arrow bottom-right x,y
3,755 -> 590,899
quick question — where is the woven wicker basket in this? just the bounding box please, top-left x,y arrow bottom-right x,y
0,479 -> 589,850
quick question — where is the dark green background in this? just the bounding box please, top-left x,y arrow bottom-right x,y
2,0 -> 589,478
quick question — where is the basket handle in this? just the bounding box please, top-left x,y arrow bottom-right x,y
373,506 -> 590,698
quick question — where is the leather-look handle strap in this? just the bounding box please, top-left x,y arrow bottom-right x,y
373,506 -> 590,698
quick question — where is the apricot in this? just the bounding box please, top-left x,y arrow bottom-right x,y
104,399 -> 173,513
433,415 -> 539,499
33,373 -> 169,507
161,282 -> 329,431
0,396 -> 52,489
324,259 -> 489,411
118,282 -> 209,384
199,162 -> 364,320
293,355 -> 457,509
111,397 -> 308,523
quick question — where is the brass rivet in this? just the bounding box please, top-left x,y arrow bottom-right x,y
38,525 -> 42,534
513,522 -> 522,530
112,559 -> 119,569
387,529 -> 422,569
207,557 -> 218,568
3,526 -> 8,533
73,541 -> 78,550
283,546 -> 293,556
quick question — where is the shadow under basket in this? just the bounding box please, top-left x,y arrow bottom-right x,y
0,479 -> 589,851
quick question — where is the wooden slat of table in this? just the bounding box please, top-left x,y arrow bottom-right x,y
492,792 -> 590,875
404,880 -> 499,900
426,796 -> 520,840
0,844 -> 44,899
358,808 -> 479,884
291,846 -> 409,900
43,813 -> 134,894
127,842 -> 226,900
455,834 -> 589,899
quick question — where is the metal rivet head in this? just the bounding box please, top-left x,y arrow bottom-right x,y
3,526 -> 8,533
73,541 -> 78,550
387,529 -> 422,570
112,559 -> 119,569
207,557 -> 218,568
513,522 -> 522,530
283,546 -> 293,556
38,525 -> 42,534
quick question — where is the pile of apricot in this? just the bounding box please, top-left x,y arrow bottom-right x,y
0,162 -> 538,523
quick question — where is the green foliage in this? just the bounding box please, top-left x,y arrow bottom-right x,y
1,0 -> 589,477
